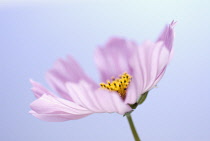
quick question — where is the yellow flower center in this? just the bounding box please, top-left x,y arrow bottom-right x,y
100,73 -> 132,99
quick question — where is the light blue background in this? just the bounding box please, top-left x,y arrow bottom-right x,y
0,0 -> 210,141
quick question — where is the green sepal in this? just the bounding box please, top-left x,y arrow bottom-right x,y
125,91 -> 149,116
137,91 -> 149,105
129,103 -> 138,109
123,110 -> 134,117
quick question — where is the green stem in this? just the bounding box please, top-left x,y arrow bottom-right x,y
126,114 -> 141,141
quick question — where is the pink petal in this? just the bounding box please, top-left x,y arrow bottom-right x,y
125,22 -> 175,104
95,37 -> 136,82
66,80 -> 132,115
125,41 -> 171,104
30,79 -> 55,98
30,111 -> 89,122
30,94 -> 92,122
157,20 -> 176,52
124,80 -> 139,104
46,55 -> 97,101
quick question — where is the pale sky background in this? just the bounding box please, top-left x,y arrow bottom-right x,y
0,0 -> 210,141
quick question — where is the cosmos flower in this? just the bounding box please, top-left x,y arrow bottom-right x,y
30,21 -> 175,122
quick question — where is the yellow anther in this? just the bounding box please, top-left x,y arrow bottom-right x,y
100,72 -> 132,99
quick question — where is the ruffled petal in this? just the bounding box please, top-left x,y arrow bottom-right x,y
124,79 -> 139,104
30,94 -> 92,122
157,20 -> 176,52
125,41 -> 171,104
125,22 -> 175,104
46,55 -> 97,101
95,37 -> 136,82
30,79 -> 55,98
66,80 -> 132,115
30,111 -> 89,122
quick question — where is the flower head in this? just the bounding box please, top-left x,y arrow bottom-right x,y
30,21 -> 176,122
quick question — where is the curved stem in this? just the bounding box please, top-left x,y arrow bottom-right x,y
126,114 -> 141,141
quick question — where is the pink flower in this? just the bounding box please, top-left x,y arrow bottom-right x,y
30,21 -> 175,122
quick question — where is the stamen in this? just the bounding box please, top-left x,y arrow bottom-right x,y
100,72 -> 132,99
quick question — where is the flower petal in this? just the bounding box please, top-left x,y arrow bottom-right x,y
95,37 -> 136,81
66,80 -> 132,115
30,94 -> 92,122
30,110 -> 89,122
124,80 -> 139,104
157,20 -> 176,52
30,79 -> 55,98
125,41 -> 171,104
125,22 -> 175,104
46,55 -> 97,101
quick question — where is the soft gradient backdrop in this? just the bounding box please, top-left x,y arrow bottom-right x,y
0,0 -> 210,141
